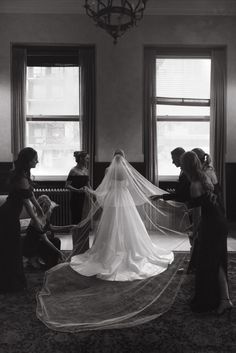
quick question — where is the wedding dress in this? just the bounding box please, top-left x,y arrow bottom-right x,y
70,180 -> 174,281
36,154 -> 189,332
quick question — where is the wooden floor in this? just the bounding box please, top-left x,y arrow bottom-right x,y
58,230 -> 236,252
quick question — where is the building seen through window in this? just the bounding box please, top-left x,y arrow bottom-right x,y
26,66 -> 81,177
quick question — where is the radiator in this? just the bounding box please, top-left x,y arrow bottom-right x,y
34,188 -> 71,226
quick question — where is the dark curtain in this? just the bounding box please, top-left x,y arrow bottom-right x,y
210,48 -> 227,206
11,47 -> 27,160
143,49 -> 158,184
79,47 -> 96,187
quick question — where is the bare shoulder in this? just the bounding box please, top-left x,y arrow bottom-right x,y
68,167 -> 77,176
190,181 -> 203,198
69,166 -> 88,176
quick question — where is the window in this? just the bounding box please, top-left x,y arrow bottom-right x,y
156,57 -> 211,178
12,45 -> 95,181
26,65 -> 81,177
144,47 -> 226,190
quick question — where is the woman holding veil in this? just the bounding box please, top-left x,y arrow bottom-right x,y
37,149 -> 189,332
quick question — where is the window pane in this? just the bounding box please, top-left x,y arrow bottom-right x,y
26,67 -> 80,115
157,104 -> 210,117
156,121 -> 210,176
156,58 -> 211,99
26,121 -> 81,176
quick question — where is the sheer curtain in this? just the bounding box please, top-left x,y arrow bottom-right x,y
11,46 -> 27,160
210,48 -> 227,205
143,48 -> 158,184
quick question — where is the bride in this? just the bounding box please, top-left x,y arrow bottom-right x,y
70,149 -> 174,281
36,149 -> 189,332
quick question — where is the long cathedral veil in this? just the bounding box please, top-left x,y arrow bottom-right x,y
69,154 -> 189,257
36,154 -> 190,332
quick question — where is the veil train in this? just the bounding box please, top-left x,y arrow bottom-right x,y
36,154 -> 190,331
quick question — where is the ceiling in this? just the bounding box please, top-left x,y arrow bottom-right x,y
0,0 -> 235,15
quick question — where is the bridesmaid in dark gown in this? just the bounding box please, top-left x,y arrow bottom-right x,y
192,148 -> 224,209
187,148 -> 225,274
0,147 -> 43,293
65,151 -> 90,253
181,151 -> 233,315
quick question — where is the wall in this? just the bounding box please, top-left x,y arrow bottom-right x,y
0,14 -> 236,163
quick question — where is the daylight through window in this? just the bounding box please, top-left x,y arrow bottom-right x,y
26,66 -> 81,177
156,58 -> 211,177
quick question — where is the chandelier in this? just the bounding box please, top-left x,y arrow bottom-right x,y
84,0 -> 148,44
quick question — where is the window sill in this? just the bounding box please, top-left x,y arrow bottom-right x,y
33,175 -> 67,182
158,175 -> 179,182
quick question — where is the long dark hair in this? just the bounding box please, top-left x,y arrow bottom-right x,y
192,148 -> 213,171
9,147 -> 37,185
181,151 -> 214,192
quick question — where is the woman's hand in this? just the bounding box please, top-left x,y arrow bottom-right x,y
83,186 -> 96,197
83,186 -> 89,193
83,186 -> 92,195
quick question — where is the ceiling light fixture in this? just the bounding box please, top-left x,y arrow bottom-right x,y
84,0 -> 148,44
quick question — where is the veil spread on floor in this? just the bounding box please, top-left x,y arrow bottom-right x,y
36,155 -> 190,332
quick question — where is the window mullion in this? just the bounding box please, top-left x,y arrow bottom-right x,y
156,115 -> 210,122
154,97 -> 210,106
26,115 -> 81,122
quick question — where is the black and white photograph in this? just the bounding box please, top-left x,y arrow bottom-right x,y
0,1 -> 236,352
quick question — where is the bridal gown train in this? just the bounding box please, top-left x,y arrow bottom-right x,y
36,155 -> 188,332
70,180 -> 174,281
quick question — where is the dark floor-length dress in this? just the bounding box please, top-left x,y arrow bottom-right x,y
190,192 -> 228,313
67,175 -> 90,253
67,175 -> 89,224
187,182 -> 225,273
0,185 -> 32,292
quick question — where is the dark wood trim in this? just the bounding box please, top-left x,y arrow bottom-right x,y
0,161 -> 146,191
0,162 -> 12,169
1,160 -> 235,222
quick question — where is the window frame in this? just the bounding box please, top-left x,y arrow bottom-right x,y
25,61 -> 82,180
154,53 -> 211,181
11,44 -> 95,183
